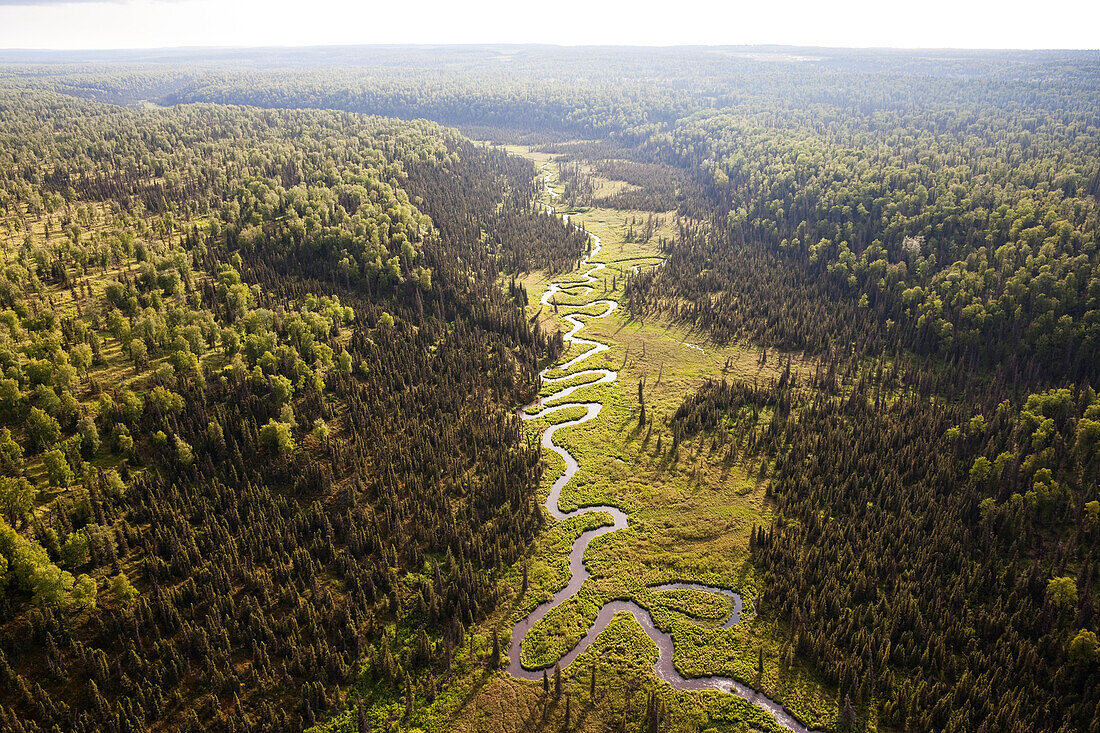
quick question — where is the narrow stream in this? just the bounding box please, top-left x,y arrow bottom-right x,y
507,165 -> 818,733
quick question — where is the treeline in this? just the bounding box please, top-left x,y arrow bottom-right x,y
633,102 -> 1100,384
549,152 -> 709,214
671,359 -> 1100,731
397,136 -> 589,275
12,46 -> 1094,140
98,46 -> 1100,384
0,84 -> 580,731
627,216 -> 888,354
13,52 -> 1100,385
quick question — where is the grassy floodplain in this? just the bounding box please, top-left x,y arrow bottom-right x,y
312,146 -> 840,733
446,150 -> 835,731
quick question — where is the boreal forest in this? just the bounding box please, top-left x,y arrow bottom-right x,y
0,45 -> 1097,733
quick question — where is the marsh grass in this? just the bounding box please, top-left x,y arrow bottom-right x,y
315,148 -> 837,733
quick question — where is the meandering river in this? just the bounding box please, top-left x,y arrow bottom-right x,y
506,166 -> 818,733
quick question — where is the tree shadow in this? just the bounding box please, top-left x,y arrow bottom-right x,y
453,666 -> 495,716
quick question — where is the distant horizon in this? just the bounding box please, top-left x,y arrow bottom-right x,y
1,42 -> 1098,59
1,0 -> 1097,52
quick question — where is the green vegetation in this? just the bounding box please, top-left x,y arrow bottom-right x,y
335,154 -> 836,733
0,82 -> 585,731
1,43 -> 1098,733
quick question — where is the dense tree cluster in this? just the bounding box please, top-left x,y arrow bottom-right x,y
671,358 -> 1100,731
105,46 -> 1100,383
758,377 -> 1100,731
0,84 -> 580,731
632,104 -> 1100,382
13,52 -> 1098,382
626,216 -> 887,354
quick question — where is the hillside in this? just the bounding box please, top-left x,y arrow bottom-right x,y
0,84 -> 585,732
0,47 -> 1098,733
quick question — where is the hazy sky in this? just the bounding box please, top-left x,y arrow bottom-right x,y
0,0 -> 1097,50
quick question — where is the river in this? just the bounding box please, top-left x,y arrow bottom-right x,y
506,165 -> 819,733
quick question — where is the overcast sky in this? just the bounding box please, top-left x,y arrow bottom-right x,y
0,0 -> 1097,50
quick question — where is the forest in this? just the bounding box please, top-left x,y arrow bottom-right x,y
0,45 -> 1098,732
0,81 -> 586,731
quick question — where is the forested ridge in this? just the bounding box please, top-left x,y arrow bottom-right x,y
671,356 -> 1100,730
8,48 -> 1098,385
0,83 -> 585,732
85,45 -> 1100,382
1,45 -> 1098,732
627,102 -> 1100,383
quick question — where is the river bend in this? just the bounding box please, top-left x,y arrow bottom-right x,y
508,166 -> 817,733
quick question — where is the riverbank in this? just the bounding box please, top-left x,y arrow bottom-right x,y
460,150 -> 835,731
311,148 -> 840,733
498,161 -> 821,733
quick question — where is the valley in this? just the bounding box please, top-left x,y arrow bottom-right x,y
1,45 -> 1098,733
